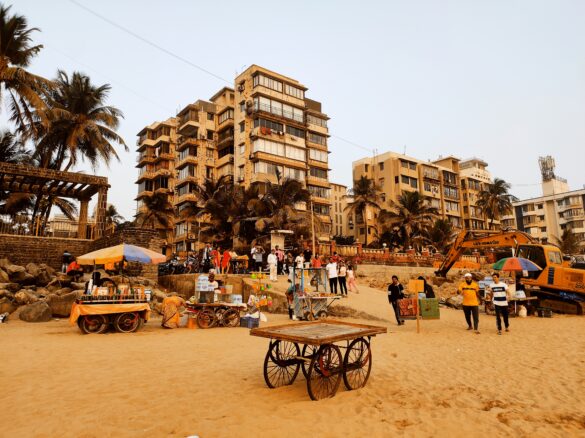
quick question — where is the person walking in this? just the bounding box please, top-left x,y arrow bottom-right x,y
294,252 -> 304,277
488,272 -> 510,335
337,262 -> 348,297
221,248 -> 232,274
388,275 -> 405,325
347,264 -> 359,293
275,245 -> 284,275
457,273 -> 480,334
325,258 -> 338,294
267,248 -> 278,282
61,250 -> 72,273
202,243 -> 212,273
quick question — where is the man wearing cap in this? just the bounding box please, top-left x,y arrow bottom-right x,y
457,273 -> 480,334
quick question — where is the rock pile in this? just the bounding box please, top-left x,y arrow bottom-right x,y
0,258 -> 167,322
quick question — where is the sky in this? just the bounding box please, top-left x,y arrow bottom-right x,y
8,0 -> 585,220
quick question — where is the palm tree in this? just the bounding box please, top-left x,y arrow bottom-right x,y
34,70 -> 127,170
427,218 -> 455,253
0,4 -> 52,133
476,178 -> 517,229
344,176 -> 382,246
105,204 -> 125,227
559,229 -> 580,255
379,191 -> 439,250
0,129 -> 29,163
136,192 -> 175,232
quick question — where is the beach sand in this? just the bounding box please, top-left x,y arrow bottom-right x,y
1,282 -> 585,438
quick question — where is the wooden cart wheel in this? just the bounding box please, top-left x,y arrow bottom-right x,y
221,308 -> 240,327
306,344 -> 342,400
263,340 -> 301,388
113,312 -> 141,333
301,344 -> 318,378
316,310 -> 328,320
197,308 -> 217,329
342,337 -> 372,390
79,314 -> 109,334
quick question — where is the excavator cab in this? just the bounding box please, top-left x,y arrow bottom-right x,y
516,245 -> 547,280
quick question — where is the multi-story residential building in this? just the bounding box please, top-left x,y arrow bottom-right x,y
330,183 -> 349,236
136,65 -> 332,253
501,158 -> 585,249
351,151 -> 495,244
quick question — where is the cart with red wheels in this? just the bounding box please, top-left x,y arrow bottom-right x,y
250,320 -> 386,400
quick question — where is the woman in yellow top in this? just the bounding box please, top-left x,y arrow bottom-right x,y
457,273 -> 480,334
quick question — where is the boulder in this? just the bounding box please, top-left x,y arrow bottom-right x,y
445,295 -> 464,309
39,264 -> 56,276
0,297 -> 16,314
35,287 -> 49,297
46,291 -> 82,317
48,276 -> 72,288
19,301 -> 52,322
471,271 -> 486,281
71,282 -> 86,291
0,283 -> 21,293
14,290 -> 39,305
6,265 -> 27,282
20,273 -> 37,286
54,287 -> 73,296
0,268 -> 9,283
0,258 -> 10,270
35,270 -> 53,287
25,263 -> 42,278
0,290 -> 14,300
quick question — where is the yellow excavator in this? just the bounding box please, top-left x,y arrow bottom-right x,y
435,229 -> 585,314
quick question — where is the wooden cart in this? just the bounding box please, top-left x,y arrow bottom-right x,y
250,320 -> 387,400
185,302 -> 246,329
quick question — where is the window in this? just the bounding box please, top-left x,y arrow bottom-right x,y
254,161 -> 283,176
284,83 -> 304,99
312,204 -> 330,215
307,114 -> 327,127
400,160 -> 417,170
285,146 -> 306,161
548,251 -> 562,265
253,74 -> 283,92
284,167 -> 305,181
443,186 -> 459,199
365,164 -> 369,172
239,101 -> 245,113
379,162 -> 384,171
207,130 -> 214,140
253,97 -> 303,122
238,165 -> 244,180
445,201 -> 459,212
308,185 -> 331,199
401,175 -> 418,189
239,143 -> 245,155
379,178 -> 385,186
443,171 -> 457,185
309,149 -> 328,162
178,165 -> 196,180
381,193 -> 386,202
179,146 -> 197,161
206,167 -> 213,179
218,109 -> 233,124
309,167 -> 328,179
207,112 -> 214,121
254,118 -> 283,132
424,181 -> 431,192
253,138 -> 285,156
239,121 -> 245,133
286,125 -> 305,138
308,132 -> 326,146
175,222 -> 188,236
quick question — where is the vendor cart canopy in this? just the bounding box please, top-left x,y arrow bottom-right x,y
77,244 -> 166,265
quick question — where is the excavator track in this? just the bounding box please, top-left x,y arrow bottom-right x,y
533,290 -> 585,315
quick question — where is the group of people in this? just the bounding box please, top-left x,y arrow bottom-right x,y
386,271 -> 511,335
201,243 -> 235,274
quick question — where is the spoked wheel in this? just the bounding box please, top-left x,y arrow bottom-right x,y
220,308 -> 240,327
113,312 -> 141,333
306,344 -> 342,400
316,310 -> 328,320
301,344 -> 318,378
342,337 -> 372,390
79,314 -> 109,334
197,308 -> 217,329
263,340 -> 301,388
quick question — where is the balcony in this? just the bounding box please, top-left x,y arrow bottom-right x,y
306,120 -> 328,136
135,189 -> 153,200
175,193 -> 199,205
307,175 -> 330,188
136,137 -> 156,152
135,153 -> 156,167
216,153 -> 234,168
308,159 -> 329,170
178,117 -> 199,136
217,132 -> 234,148
176,155 -> 198,169
249,103 -> 305,128
422,169 -> 440,181
177,136 -> 198,152
249,151 -> 307,170
152,135 -> 171,147
154,152 -> 175,162
175,175 -> 199,187
309,195 -> 332,205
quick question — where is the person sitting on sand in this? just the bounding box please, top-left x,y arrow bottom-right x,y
457,273 -> 480,334
161,294 -> 186,329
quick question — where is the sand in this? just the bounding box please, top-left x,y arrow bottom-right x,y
1,281 -> 585,438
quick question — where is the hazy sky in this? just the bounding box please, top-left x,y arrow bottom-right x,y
9,0 -> 585,219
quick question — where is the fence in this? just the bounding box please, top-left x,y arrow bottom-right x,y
0,219 -> 117,240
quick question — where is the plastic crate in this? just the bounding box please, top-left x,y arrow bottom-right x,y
240,316 -> 260,328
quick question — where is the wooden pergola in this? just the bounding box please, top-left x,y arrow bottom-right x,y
0,163 -> 110,239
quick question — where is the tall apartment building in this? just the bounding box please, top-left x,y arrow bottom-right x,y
501,157 -> 585,248
351,151 -> 493,244
330,183 -> 349,236
136,65 -> 332,253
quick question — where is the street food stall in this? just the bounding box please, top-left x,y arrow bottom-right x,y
292,266 -> 340,320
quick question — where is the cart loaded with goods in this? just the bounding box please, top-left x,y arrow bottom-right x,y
292,267 -> 340,320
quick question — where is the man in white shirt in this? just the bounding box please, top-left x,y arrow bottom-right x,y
267,249 -> 278,282
250,245 -> 264,272
294,253 -> 304,278
325,259 -> 338,294
487,272 -> 510,335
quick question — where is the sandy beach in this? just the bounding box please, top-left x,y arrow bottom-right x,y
2,281 -> 585,438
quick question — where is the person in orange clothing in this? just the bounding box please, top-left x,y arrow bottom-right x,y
457,273 -> 481,334
161,294 -> 186,329
221,248 -> 232,274
66,258 -> 83,282
210,246 -> 221,272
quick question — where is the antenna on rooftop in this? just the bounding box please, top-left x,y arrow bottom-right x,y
538,156 -> 556,182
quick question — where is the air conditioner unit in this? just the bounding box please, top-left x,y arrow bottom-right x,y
238,84 -> 245,92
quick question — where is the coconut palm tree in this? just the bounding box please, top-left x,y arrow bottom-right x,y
105,204 -> 125,227
427,218 -> 455,253
559,229 -> 580,255
344,176 -> 382,246
379,191 -> 439,250
34,70 -> 127,170
0,129 -> 29,163
135,192 -> 175,232
476,178 -> 517,229
0,4 -> 53,134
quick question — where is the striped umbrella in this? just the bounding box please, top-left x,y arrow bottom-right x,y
77,244 -> 166,265
492,257 -> 542,272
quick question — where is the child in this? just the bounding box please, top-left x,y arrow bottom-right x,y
347,264 -> 359,293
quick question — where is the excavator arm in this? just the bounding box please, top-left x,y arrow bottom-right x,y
435,229 -> 537,277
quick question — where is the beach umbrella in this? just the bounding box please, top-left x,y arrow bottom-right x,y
77,243 -> 166,265
492,257 -> 542,272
